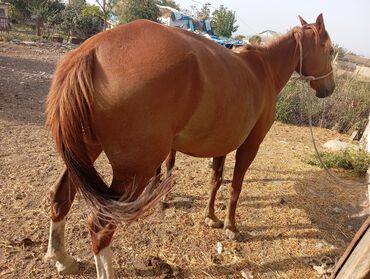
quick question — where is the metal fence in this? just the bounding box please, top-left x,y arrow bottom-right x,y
0,16 -> 10,32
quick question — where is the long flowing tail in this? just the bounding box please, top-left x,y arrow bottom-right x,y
46,47 -> 173,225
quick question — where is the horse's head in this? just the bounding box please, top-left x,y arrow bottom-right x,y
297,14 -> 335,98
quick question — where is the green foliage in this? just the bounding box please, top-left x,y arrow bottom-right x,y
69,0 -> 86,10
8,0 -> 66,35
57,2 -> 102,39
276,76 -> 370,136
117,0 -> 160,24
306,148 -> 370,174
233,34 -> 245,41
8,0 -> 31,21
211,5 -> 238,38
95,0 -> 115,30
333,43 -> 347,59
81,4 -> 104,19
3,31 -> 42,42
76,14 -> 102,39
196,2 -> 211,20
157,0 -> 180,10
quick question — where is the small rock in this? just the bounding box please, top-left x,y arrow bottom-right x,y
13,236 -> 33,246
147,256 -> 172,274
322,139 -> 358,151
279,197 -> 285,204
211,254 -> 223,264
173,197 -> 193,209
313,265 -> 327,276
15,193 -> 24,200
333,207 -> 343,213
216,242 -> 223,254
241,268 -> 254,279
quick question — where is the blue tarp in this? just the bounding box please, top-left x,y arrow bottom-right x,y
209,35 -> 244,49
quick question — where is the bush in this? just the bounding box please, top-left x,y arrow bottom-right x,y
276,75 -> 370,136
306,148 -> 370,174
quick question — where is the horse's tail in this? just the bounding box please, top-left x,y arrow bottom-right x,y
46,47 -> 173,225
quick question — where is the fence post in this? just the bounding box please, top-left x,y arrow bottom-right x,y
359,114 -> 370,203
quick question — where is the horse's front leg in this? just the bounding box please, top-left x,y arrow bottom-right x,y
204,156 -> 226,228
224,139 -> 260,241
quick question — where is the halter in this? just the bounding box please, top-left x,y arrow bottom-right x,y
295,27 -> 333,83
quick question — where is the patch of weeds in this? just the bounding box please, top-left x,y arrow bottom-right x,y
306,148 -> 370,173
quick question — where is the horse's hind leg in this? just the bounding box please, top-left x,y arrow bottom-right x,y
204,156 -> 226,228
165,149 -> 176,178
44,167 -> 79,274
87,176 -> 141,279
155,149 -> 176,180
88,213 -> 117,279
44,145 -> 101,274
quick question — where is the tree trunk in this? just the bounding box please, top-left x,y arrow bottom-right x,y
36,17 -> 42,36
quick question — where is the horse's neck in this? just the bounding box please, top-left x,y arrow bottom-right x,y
263,35 -> 299,93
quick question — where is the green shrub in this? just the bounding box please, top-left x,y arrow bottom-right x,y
276,75 -> 370,135
306,148 -> 370,173
2,31 -> 41,42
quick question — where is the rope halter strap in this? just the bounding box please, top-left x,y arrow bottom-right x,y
294,27 -> 333,83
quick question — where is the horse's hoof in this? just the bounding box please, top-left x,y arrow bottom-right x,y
55,256 -> 79,275
205,217 -> 223,228
225,228 -> 242,241
43,253 -> 56,263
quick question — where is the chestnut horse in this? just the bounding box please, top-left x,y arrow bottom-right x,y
44,14 -> 334,278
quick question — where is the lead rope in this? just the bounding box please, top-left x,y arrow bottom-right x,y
296,35 -> 370,186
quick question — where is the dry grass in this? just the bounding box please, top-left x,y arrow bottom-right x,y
0,42 -> 369,279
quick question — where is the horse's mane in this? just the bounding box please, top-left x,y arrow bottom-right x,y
240,24 -> 331,54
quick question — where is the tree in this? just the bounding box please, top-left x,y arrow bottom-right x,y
58,1 -> 102,39
249,35 -> 261,45
69,0 -> 86,10
117,0 -> 160,24
333,43 -> 347,59
8,0 -> 65,33
81,4 -> 104,18
212,5 -> 238,38
95,0 -> 114,31
197,2 -> 210,20
8,0 -> 31,22
156,0 -> 180,10
76,13 -> 102,38
234,34 -> 245,41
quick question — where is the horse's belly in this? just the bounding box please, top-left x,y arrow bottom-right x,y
172,118 -> 255,157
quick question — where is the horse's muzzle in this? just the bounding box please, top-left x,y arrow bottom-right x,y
315,83 -> 335,98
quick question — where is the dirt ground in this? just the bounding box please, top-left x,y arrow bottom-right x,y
0,41 -> 369,279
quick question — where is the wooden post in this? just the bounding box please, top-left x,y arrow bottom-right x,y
330,217 -> 370,279
359,114 -> 370,203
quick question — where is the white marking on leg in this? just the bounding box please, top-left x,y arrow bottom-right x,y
44,219 -> 79,274
94,245 -> 115,279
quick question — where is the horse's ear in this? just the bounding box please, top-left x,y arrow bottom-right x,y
298,15 -> 308,26
315,13 -> 325,34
